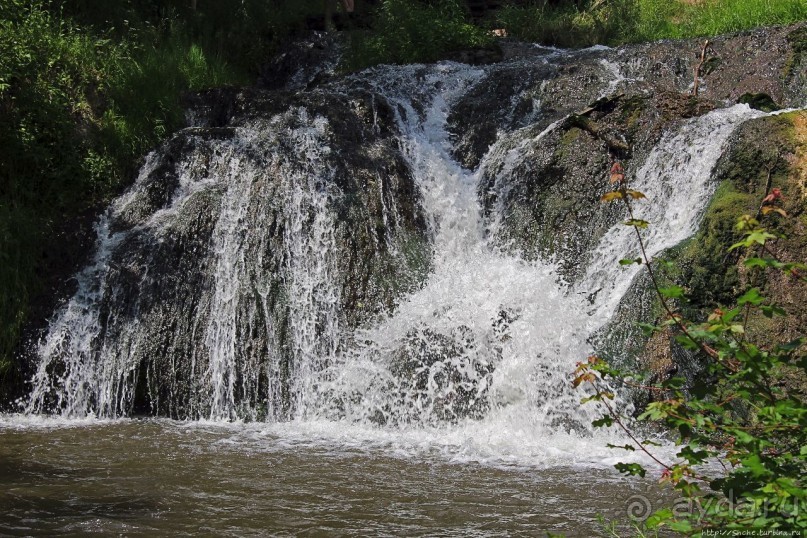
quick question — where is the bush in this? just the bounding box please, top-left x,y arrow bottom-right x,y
576,164 -> 807,533
0,1 -> 125,379
345,0 -> 494,69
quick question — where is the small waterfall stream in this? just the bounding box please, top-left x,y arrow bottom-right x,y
22,56 -> 768,467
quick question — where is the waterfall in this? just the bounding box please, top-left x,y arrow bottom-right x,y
26,109 -> 348,420
23,56 -> 769,465
577,105 -> 765,319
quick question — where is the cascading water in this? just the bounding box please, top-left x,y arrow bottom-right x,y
26,108 -> 352,421
577,105 -> 766,319
22,52 -> 770,466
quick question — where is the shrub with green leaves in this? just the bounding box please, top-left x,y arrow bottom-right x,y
575,164 -> 807,533
0,1 -> 124,379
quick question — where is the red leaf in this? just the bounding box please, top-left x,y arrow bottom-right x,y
762,188 -> 783,204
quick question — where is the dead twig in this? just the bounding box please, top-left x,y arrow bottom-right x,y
691,39 -> 711,97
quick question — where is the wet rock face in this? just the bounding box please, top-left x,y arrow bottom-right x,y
447,61 -> 558,170
446,23 -> 805,283
25,22 -> 807,420
593,111 -> 807,402
478,91 -> 716,282
31,86 -> 431,419
448,23 -> 806,172
785,26 -> 807,111
257,32 -> 342,91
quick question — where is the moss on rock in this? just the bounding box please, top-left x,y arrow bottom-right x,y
606,111 -> 807,391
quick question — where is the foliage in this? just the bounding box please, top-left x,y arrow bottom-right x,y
494,0 -> 639,48
52,0 -> 324,77
495,0 -> 807,48
575,162 -> 807,533
1,0 -> 119,381
0,0 -> 249,388
345,0 -> 494,69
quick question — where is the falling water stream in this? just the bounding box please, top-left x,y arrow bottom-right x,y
1,54 -> 771,534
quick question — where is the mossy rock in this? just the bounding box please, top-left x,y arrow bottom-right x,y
483,91 -> 717,283
737,92 -> 781,113
596,111 -> 807,395
784,25 -> 807,106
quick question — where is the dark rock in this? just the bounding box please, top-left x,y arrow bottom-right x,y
256,32 -> 342,92
447,23 -> 807,171
30,85 -> 431,419
737,92 -> 782,112
479,91 -> 716,282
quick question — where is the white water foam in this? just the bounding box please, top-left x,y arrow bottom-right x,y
19,59 -> 770,469
288,68 -> 766,467
578,104 -> 766,319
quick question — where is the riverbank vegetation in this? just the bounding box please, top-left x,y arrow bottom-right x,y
0,0 -> 324,390
576,112 -> 807,533
496,0 -> 807,48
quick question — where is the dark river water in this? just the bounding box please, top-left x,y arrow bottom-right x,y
0,418 -> 675,537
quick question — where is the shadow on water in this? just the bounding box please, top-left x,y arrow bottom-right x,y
0,461 -> 162,535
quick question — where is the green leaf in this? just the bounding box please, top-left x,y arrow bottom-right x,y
667,520 -> 693,532
778,337 -> 805,352
606,443 -> 636,451
664,376 -> 686,389
658,285 -> 685,299
614,462 -> 646,477
637,322 -> 660,336
624,218 -> 649,229
592,416 -> 613,428
744,257 -> 779,269
678,444 -> 709,464
761,305 -> 786,318
741,453 -> 768,477
731,230 -> 777,251
737,288 -> 764,306
619,258 -> 642,266
645,508 -> 673,528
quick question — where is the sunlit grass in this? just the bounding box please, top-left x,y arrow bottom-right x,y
496,0 -> 807,47
636,0 -> 807,41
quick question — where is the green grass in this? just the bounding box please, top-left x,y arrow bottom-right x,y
635,0 -> 807,41
494,0 -> 807,47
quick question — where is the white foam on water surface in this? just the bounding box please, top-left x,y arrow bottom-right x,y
14,58 -> 771,471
